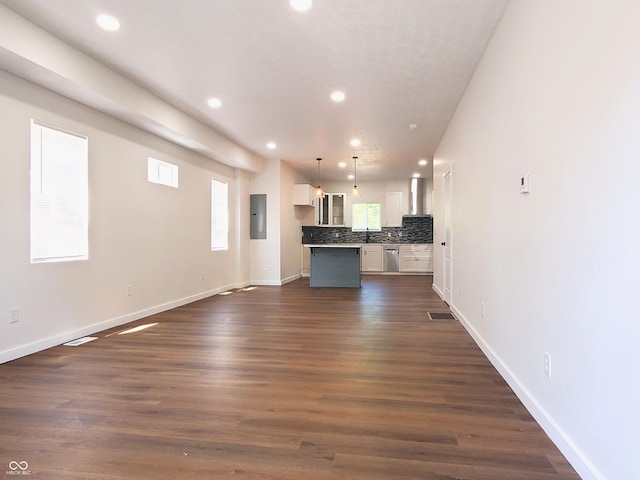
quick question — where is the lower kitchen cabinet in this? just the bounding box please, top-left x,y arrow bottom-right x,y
361,245 -> 383,272
399,244 -> 433,272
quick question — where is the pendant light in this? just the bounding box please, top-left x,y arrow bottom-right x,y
350,156 -> 360,198
315,158 -> 324,198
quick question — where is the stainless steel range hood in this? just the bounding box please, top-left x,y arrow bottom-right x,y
408,177 -> 426,215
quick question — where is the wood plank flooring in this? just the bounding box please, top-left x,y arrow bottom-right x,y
0,276 -> 581,479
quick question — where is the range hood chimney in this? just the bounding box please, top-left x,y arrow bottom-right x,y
408,177 -> 426,215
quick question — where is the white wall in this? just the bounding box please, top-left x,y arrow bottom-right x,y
234,168 -> 252,287
0,71 -> 249,363
249,159 -> 313,285
249,159 -> 282,285
433,1 -> 640,479
280,162 -> 310,283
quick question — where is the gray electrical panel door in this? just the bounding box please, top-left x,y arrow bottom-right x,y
250,194 -> 267,239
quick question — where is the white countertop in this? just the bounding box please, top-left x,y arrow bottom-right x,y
303,244 -> 361,248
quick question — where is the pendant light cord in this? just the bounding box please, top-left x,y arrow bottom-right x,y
315,158 -> 323,197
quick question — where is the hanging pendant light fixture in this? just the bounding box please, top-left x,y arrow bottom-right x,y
315,158 -> 324,198
350,156 -> 360,198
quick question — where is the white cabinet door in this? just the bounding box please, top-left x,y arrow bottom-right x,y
293,184 -> 315,206
331,193 -> 345,226
361,245 -> 383,272
385,192 -> 403,227
316,193 -> 346,226
399,244 -> 433,272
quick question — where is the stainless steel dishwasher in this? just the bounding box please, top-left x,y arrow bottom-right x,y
383,246 -> 399,272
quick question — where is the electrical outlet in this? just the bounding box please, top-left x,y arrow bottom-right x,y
201,272 -> 205,281
544,352 -> 551,378
9,307 -> 19,324
480,302 -> 485,318
126,285 -> 132,297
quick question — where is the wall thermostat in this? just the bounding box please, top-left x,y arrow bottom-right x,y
520,174 -> 530,194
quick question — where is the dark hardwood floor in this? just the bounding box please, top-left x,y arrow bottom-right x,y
0,275 -> 580,479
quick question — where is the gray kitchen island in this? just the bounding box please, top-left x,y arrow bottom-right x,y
305,244 -> 361,288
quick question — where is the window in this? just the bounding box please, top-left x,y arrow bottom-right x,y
148,157 -> 178,188
211,179 -> 228,250
352,203 -> 381,231
30,121 -> 89,263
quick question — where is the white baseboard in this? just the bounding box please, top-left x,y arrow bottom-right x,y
234,280 -> 252,289
250,273 -> 301,286
0,286 -> 232,364
449,304 -> 603,480
250,280 -> 283,286
281,273 -> 300,285
432,282 -> 444,299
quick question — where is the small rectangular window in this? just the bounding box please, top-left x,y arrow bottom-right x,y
352,203 -> 381,231
211,179 -> 229,250
148,157 -> 178,188
30,120 -> 89,263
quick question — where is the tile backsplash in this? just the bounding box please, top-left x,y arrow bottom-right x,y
302,215 -> 433,244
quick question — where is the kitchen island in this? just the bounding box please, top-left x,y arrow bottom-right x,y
304,244 -> 361,287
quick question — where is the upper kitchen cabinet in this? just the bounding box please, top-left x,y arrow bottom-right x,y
317,193 -> 345,226
293,184 -> 316,207
385,192 -> 403,227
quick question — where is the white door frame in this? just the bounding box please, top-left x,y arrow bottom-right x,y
442,170 -> 452,305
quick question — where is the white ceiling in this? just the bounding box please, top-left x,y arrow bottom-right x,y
0,0 -> 508,182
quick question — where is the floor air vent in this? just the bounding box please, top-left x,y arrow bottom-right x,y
427,312 -> 455,321
63,336 -> 98,347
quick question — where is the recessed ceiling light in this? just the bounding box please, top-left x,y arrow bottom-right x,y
331,91 -> 345,102
409,123 -> 418,130
207,98 -> 222,108
266,142 -> 276,150
350,139 -> 361,147
96,14 -> 120,31
413,173 -> 421,178
338,162 -> 346,168
418,159 -> 428,166
348,174 -> 354,180
290,0 -> 312,12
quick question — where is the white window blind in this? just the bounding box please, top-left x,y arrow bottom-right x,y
148,157 -> 178,188
211,179 -> 229,250
30,121 -> 89,263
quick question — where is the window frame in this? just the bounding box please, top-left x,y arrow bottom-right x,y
211,178 -> 229,251
148,156 -> 179,188
352,202 -> 382,232
30,120 -> 89,263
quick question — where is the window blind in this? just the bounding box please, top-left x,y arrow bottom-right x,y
30,121 -> 88,263
211,179 -> 228,250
